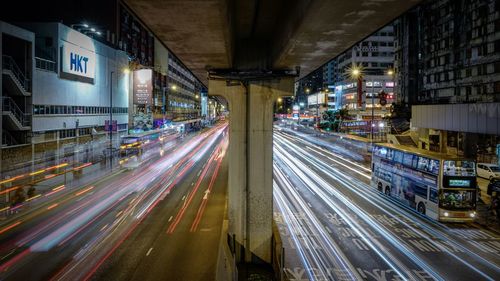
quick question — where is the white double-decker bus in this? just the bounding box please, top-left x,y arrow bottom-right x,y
371,143 -> 477,222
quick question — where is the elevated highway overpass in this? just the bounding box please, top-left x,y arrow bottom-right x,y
124,0 -> 420,266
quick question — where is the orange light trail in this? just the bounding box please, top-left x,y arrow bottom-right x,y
0,175 -> 25,185
0,221 -> 22,235
47,203 -> 58,210
45,185 -> 66,197
75,186 -> 94,196
74,163 -> 92,171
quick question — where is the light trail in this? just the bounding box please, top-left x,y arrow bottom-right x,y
274,163 -> 363,280
274,130 -> 500,280
0,124 -> 228,280
274,145 -> 426,281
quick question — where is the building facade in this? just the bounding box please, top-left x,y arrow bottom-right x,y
394,0 -> 500,158
1,21 -> 34,147
2,21 -> 130,146
330,25 -> 396,119
1,0 -> 203,132
295,68 -> 323,107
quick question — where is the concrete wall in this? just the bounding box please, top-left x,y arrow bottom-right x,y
412,103 -> 500,135
154,39 -> 169,75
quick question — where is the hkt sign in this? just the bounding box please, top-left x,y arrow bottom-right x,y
70,53 -> 89,73
61,43 -> 95,81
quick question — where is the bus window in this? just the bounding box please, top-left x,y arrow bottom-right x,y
429,188 -> 438,203
402,153 -> 414,167
428,159 -> 439,175
417,157 -> 430,172
393,150 -> 403,164
413,184 -> 428,200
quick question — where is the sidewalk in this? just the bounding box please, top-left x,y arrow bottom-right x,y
474,200 -> 500,233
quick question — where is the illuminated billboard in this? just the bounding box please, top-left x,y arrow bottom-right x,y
307,93 -> 325,105
133,69 -> 153,105
60,43 -> 96,82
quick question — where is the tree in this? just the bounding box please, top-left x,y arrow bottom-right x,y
27,186 -> 36,198
388,102 -> 411,120
321,108 -> 352,132
11,188 -> 25,206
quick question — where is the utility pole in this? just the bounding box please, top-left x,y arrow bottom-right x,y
371,78 -> 374,142
109,71 -> 113,169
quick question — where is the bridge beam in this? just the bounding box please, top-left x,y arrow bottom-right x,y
209,77 -> 293,263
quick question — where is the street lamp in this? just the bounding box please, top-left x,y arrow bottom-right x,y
316,91 -> 320,129
109,71 -> 114,168
386,68 -> 395,103
350,66 -> 374,141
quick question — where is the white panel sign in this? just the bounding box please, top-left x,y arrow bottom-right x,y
61,43 -> 95,80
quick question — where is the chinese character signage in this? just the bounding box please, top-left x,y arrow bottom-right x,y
104,120 -> 117,132
133,69 -> 153,105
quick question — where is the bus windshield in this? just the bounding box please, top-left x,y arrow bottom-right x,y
439,189 -> 475,211
443,160 -> 475,177
121,137 -> 139,145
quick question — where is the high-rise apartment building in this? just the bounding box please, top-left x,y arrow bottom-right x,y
394,0 -> 500,157
328,25 -> 396,119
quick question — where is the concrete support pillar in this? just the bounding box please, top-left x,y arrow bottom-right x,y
439,130 -> 447,154
209,77 -> 293,264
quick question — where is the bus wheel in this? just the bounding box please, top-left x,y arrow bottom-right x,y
377,182 -> 383,192
385,187 -> 391,196
417,203 -> 426,215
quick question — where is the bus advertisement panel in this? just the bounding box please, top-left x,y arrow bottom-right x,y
371,144 -> 477,222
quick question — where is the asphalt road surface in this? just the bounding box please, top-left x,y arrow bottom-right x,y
273,126 -> 500,281
0,123 -> 228,281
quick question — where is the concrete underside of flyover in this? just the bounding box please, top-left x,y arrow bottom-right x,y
124,0 -> 421,270
124,0 -> 420,85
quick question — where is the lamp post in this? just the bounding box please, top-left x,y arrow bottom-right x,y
109,71 -> 113,169
371,78 -> 374,141
305,88 -> 310,126
387,69 -> 395,103
316,91 -> 319,129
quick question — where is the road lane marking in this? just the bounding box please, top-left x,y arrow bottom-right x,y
146,247 -> 153,256
324,226 -> 333,234
100,224 -> 109,232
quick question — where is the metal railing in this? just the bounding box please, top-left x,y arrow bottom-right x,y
2,55 -> 31,92
35,57 -> 56,72
2,130 -> 18,146
2,97 -> 31,127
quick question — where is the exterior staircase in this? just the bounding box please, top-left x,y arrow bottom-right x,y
2,55 -> 31,96
2,97 -> 31,131
395,135 -> 417,147
2,130 -> 18,147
